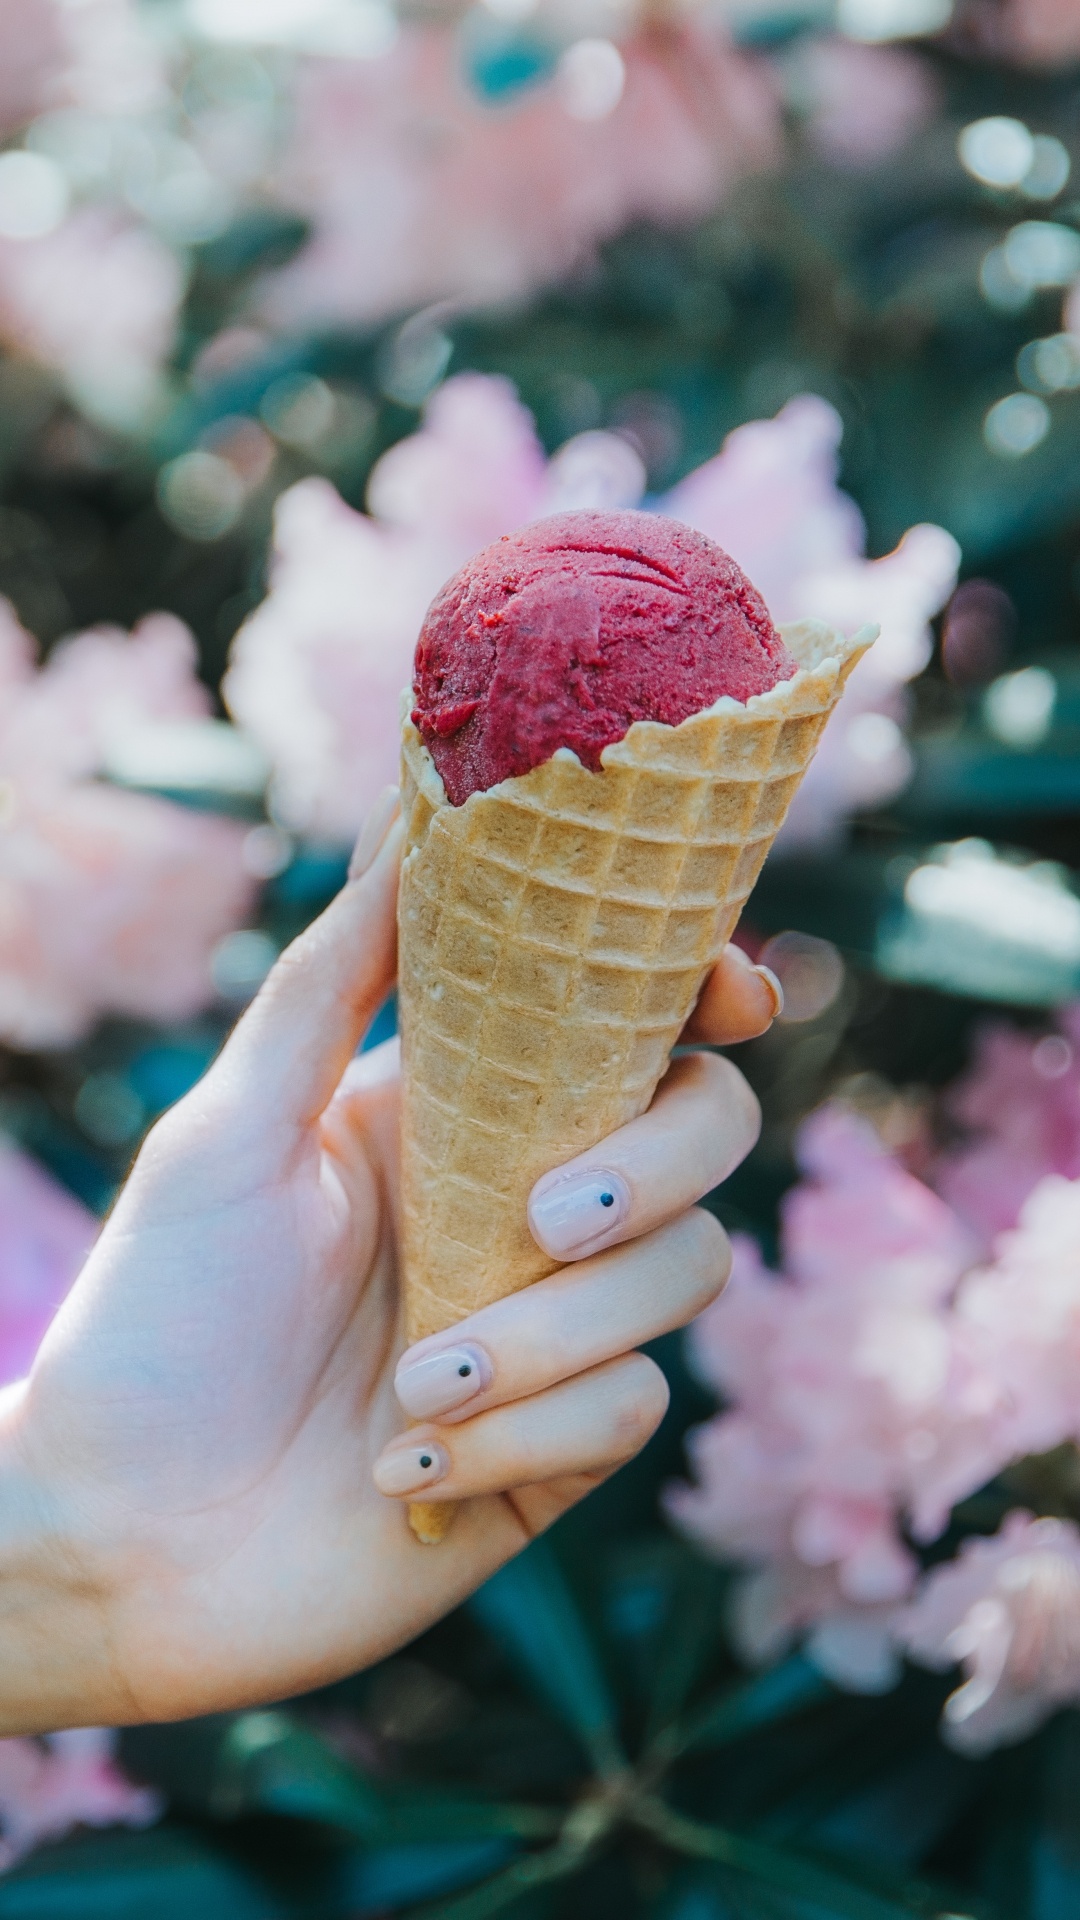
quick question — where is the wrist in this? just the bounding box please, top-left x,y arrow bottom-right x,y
0,1381 -> 132,1734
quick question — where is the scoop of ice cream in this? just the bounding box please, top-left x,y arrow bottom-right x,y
411,509 -> 797,805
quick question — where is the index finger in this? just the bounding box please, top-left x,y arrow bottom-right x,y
682,943 -> 783,1046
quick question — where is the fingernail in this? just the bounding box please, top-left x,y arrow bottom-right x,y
348,787 -> 401,881
752,964 -> 784,1020
395,1342 -> 492,1419
528,1168 -> 631,1259
373,1440 -> 450,1496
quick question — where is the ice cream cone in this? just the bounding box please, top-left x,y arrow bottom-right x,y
398,617 -> 874,1541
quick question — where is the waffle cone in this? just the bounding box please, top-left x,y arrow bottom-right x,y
398,618 -> 873,1541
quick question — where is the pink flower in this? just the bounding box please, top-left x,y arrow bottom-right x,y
258,23 -> 780,329
898,1513 -> 1080,1753
668,1108 -> 994,1594
0,1729 -> 160,1871
664,396 -> 960,846
0,1140 -> 96,1386
667,1107 -> 1019,1665
955,1174 -> 1080,1466
933,1009 -> 1080,1247
0,0 -> 64,138
731,1561 -> 904,1694
789,39 -> 939,169
228,374 -> 954,845
0,209 -> 184,429
672,1085 -> 1080,1748
0,600 -> 254,1047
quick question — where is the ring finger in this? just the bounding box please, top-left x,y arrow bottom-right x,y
375,1351 -> 670,1504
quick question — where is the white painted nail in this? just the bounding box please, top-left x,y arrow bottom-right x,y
373,1440 -> 450,1496
395,1343 -> 492,1419
528,1168 -> 631,1259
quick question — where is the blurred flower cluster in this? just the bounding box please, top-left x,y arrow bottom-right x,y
0,1144 -> 155,1866
671,1007 -> 1080,1756
226,372 -> 958,846
0,600 -> 253,1048
257,21 -> 780,328
0,0 -> 783,426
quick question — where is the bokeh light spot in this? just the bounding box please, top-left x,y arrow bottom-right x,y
958,117 -> 1034,190
837,0 -> 952,42
1022,135 -> 1071,202
0,151 -> 69,240
758,931 -> 845,1024
983,666 -> 1056,747
260,373 -> 336,448
1033,1035 -> 1073,1079
1003,221 -> 1080,290
1017,333 -> 1080,393
983,392 -> 1049,458
941,580 -> 1016,688
556,40 -> 625,122
211,929 -> 279,1001
157,451 -> 245,541
74,1073 -> 146,1149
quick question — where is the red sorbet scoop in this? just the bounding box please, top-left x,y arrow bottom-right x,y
411,509 -> 797,806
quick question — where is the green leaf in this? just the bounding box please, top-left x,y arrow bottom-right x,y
1032,1712 -> 1080,1920
344,1841 -> 519,1913
0,1825 -> 295,1920
642,1557 -> 727,1745
407,1836 -> 582,1920
126,1710 -> 549,1851
377,1787 -> 558,1846
660,1655 -> 834,1762
634,1804 -> 931,1920
469,1540 -> 625,1775
212,1710 -> 387,1834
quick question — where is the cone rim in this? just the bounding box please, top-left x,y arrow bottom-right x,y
400,616 -> 876,817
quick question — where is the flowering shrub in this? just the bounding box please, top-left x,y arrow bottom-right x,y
258,23 -> 780,329
226,374 -> 957,846
0,210 -> 184,429
0,1139 -> 95,1382
898,1512 -> 1080,1755
934,1007 -> 1080,1247
0,1730 -> 159,1872
0,601 -> 253,1047
670,1064 -> 1080,1753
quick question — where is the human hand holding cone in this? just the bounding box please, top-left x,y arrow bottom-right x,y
395,513 -> 874,1542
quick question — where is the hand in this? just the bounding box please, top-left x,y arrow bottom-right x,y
0,790 -> 774,1733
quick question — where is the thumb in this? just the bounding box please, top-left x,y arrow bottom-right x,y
209,789 -> 403,1132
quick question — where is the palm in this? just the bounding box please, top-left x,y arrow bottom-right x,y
21,1035 -> 543,1722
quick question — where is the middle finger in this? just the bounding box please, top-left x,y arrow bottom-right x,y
526,1051 -> 759,1265
393,1207 -> 729,1424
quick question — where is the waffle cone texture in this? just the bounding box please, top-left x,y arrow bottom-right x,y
398,617 -> 873,1542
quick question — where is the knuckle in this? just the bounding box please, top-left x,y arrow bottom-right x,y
710,1052 -> 762,1130
611,1355 -> 669,1456
676,1052 -> 762,1155
680,1208 -> 732,1310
